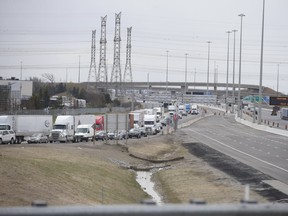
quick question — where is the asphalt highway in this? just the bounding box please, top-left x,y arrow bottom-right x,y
181,113 -> 288,185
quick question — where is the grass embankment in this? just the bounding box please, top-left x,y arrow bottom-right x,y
0,144 -> 147,207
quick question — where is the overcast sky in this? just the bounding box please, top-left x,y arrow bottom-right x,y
0,0 -> 288,94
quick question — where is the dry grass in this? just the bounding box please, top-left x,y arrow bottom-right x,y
0,143 -> 147,207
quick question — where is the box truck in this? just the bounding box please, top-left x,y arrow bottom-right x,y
0,115 -> 53,143
75,124 -> 94,142
129,110 -> 145,128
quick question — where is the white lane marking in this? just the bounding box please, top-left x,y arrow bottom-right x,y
188,128 -> 288,174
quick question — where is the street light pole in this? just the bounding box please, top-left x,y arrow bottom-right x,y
232,30 -> 237,113
238,14 -> 245,118
225,31 -> 231,112
258,0 -> 265,124
166,50 -> 169,100
185,53 -> 188,92
277,64 -> 279,96
194,68 -> 196,90
206,41 -> 211,94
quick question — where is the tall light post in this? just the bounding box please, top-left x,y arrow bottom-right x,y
166,50 -> 169,100
232,30 -> 237,113
225,31 -> 231,112
194,68 -> 196,90
185,53 -> 188,92
238,14 -> 245,118
258,0 -> 265,124
206,41 -> 211,94
277,64 -> 280,96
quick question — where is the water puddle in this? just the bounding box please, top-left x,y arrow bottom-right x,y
136,171 -> 163,205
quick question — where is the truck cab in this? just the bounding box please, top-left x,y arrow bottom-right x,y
144,114 -> 157,135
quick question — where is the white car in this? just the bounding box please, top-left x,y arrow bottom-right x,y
0,130 -> 16,144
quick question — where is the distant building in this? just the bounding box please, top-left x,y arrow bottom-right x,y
49,95 -> 87,109
0,77 -> 33,111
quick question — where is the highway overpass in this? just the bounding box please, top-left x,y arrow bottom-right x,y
86,81 -> 280,97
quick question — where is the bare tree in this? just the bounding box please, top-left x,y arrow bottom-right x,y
42,73 -> 55,83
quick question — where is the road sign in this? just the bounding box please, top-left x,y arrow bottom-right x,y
91,123 -> 97,130
269,97 -> 288,106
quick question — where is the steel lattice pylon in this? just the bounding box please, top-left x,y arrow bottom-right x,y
97,16 -> 108,84
123,27 -> 132,83
110,12 -> 122,84
87,30 -> 97,82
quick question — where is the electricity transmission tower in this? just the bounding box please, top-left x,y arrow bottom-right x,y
123,27 -> 133,83
97,16 -> 108,85
88,30 -> 97,82
110,12 -> 122,87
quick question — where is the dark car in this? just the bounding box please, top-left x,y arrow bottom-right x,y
95,131 -> 107,141
128,128 -> 141,139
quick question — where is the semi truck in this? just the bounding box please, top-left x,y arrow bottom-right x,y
144,114 -> 157,135
191,104 -> 199,115
178,104 -> 187,116
49,115 -> 96,143
0,115 -> 53,143
168,105 -> 176,116
185,104 -> 191,114
153,107 -> 163,122
95,115 -> 105,131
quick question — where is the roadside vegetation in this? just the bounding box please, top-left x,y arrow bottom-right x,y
22,77 -> 112,110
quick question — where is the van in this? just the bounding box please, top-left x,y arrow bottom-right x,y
75,124 -> 94,142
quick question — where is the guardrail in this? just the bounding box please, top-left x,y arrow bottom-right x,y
1,202 -> 288,216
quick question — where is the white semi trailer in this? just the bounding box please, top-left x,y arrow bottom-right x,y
0,115 -> 53,143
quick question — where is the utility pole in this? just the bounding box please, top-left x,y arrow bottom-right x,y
277,64 -> 280,96
232,29 -> 237,113
238,14 -> 245,118
78,56 -> 81,83
206,41 -> 211,94
165,50 -> 169,100
185,53 -> 188,92
258,0 -> 265,125
225,31 -> 231,112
